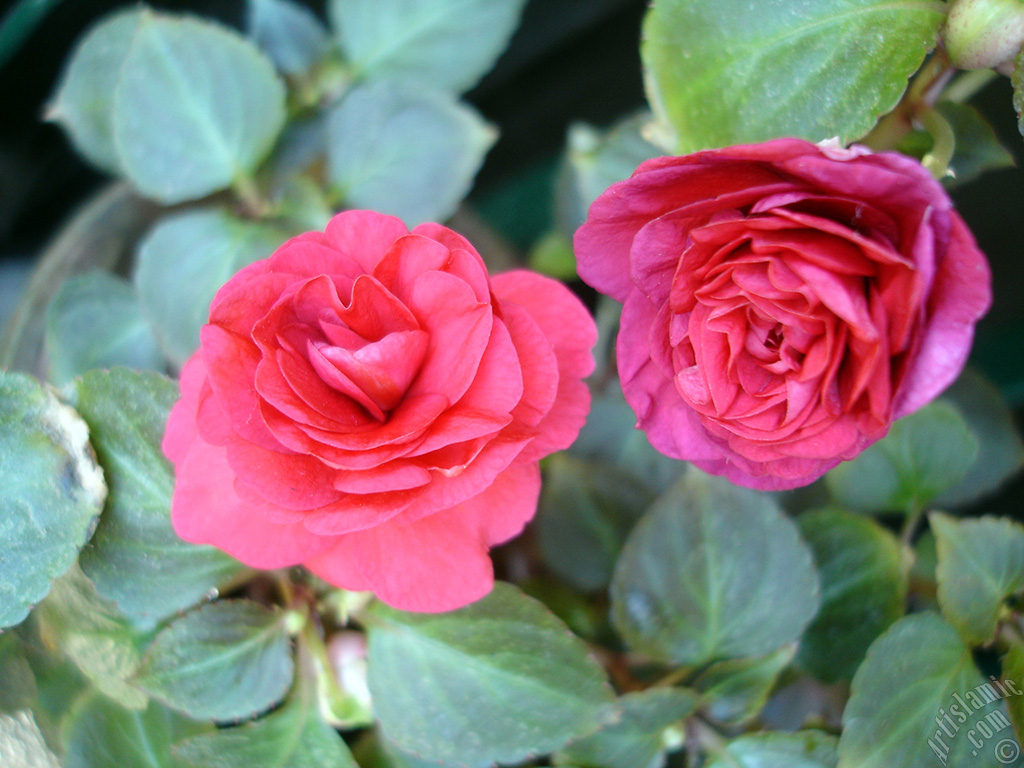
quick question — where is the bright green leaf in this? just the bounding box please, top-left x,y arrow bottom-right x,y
113,13 -> 286,204
936,368 -> 1024,507
536,453 -> 654,592
326,79 -> 496,226
68,369 -> 243,625
328,0 -> 528,94
134,208 -> 286,366
367,582 -> 615,766
0,371 -> 105,628
0,710 -> 60,768
610,472 -> 820,666
797,510 -> 908,682
44,271 -> 163,386
838,613 -> 1010,768
35,566 -> 149,709
825,400 -> 979,515
47,8 -> 144,173
556,688 -> 698,768
642,0 -> 945,153
247,0 -> 329,75
932,513 -> 1024,645
706,730 -> 838,768
62,694 -> 210,768
135,600 -> 294,722
695,645 -> 795,725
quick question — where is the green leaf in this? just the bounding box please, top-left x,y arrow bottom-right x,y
62,694 -> 210,768
0,710 -> 60,768
694,645 -> 795,725
35,566 -> 149,709
67,369 -> 243,625
0,634 -> 37,714
47,8 -> 145,173
247,0 -> 329,75
932,513 -> 1024,645
556,114 -> 662,235
796,509 -> 908,682
837,613 -> 1010,768
936,368 -> 1024,507
134,208 -> 286,366
1013,45 -> 1024,139
328,0 -> 528,94
610,472 -> 820,667
326,79 -> 496,226
0,371 -> 105,628
173,679 -> 357,768
44,271 -> 164,386
825,400 -> 979,515
940,101 -> 1016,185
135,600 -> 295,722
367,582 -> 615,766
536,453 -> 655,592
556,688 -> 698,768
528,231 -> 578,282
641,0 -> 944,153
112,12 -> 286,204
1003,644 -> 1024,743
706,730 -> 838,768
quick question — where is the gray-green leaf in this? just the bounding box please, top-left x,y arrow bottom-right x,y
695,645 -> 796,725
247,0 -> 330,75
642,0 -> 944,153
932,513 -> 1024,645
35,566 -> 149,709
173,686 -> 357,768
0,710 -> 60,768
706,730 -> 838,768
68,369 -> 243,626
610,472 -> 820,666
825,400 -> 979,515
326,79 -> 496,226
44,271 -> 163,386
556,688 -> 698,768
62,694 -> 210,768
328,0 -> 528,94
536,453 -> 654,592
367,582 -> 615,766
936,367 -> 1024,507
837,613 -> 1011,768
135,600 -> 295,722
0,371 -> 105,628
113,13 -> 286,204
134,208 -> 286,366
47,8 -> 145,173
797,509 -> 908,682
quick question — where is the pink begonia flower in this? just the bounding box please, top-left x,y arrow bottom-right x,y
164,210 -> 596,612
574,138 -> 991,490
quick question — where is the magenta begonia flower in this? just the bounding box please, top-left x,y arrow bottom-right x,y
164,210 -> 596,612
574,138 -> 991,490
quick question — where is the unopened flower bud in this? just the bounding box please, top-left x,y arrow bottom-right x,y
945,0 -> 1024,70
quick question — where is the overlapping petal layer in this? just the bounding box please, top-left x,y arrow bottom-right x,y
575,138 -> 991,490
166,210 -> 596,611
